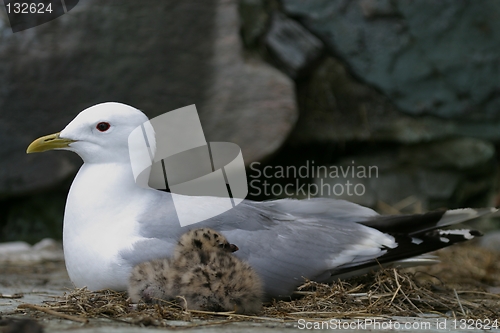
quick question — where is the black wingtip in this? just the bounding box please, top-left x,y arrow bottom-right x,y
471,230 -> 483,237
379,228 -> 481,265
331,228 -> 481,278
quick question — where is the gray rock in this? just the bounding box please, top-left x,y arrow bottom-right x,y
399,138 -> 496,171
0,0 -> 216,196
290,56 -> 450,145
290,56 -> 500,145
282,0 -> 500,120
237,1 -> 499,212
264,12 -> 324,78
201,0 -> 298,164
313,138 -> 496,210
0,238 -> 63,263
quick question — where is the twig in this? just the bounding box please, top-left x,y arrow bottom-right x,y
353,292 -> 393,300
287,311 -> 366,316
455,291 -> 500,299
186,309 -> 283,322
345,284 -> 365,294
393,270 -> 422,314
454,289 -> 466,317
293,291 -> 316,296
401,287 -> 422,314
389,270 -> 402,306
17,303 -> 88,323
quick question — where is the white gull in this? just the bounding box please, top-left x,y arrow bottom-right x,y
26,102 -> 495,298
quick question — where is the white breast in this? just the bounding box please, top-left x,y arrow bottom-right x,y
62,163 -> 151,290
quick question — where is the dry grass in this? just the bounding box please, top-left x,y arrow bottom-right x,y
265,263 -> 499,320
15,243 -> 499,327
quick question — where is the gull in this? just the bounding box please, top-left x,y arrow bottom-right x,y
128,228 -> 263,314
26,102 -> 495,298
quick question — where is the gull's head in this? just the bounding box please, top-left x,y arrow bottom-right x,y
27,102 -> 150,164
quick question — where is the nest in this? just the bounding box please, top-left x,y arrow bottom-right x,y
17,243 -> 500,327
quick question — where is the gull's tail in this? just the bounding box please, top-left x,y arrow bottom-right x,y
330,207 -> 497,280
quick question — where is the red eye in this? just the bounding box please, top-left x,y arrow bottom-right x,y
96,122 -> 110,132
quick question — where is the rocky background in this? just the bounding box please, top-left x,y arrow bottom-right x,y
0,0 -> 499,242
243,0 -> 500,215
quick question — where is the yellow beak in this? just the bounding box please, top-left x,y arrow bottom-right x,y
26,132 -> 76,153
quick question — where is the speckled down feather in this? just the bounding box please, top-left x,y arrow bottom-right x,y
128,228 -> 263,314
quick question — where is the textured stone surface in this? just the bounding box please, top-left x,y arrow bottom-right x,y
0,0 -> 297,197
290,56 -> 447,145
398,138 -> 495,170
238,0 -> 499,216
313,138 -> 496,211
281,0 -> 500,120
0,238 -> 63,263
0,0 -> 216,196
264,12 -> 323,78
290,56 -> 500,145
200,0 -> 298,164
